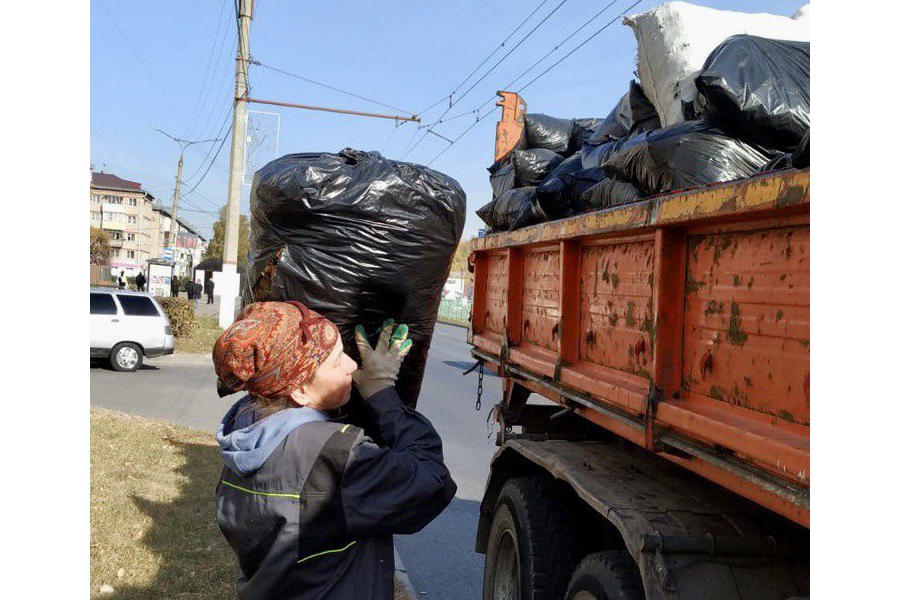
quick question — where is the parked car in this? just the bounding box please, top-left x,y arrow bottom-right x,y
90,287 -> 175,371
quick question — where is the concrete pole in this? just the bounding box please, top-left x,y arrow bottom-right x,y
218,0 -> 253,328
170,153 -> 184,274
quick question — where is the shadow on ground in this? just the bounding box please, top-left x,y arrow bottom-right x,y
101,437 -> 237,599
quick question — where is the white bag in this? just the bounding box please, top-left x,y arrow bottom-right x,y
624,1 -> 810,127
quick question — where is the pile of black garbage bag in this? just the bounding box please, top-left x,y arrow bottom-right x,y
245,148 -> 466,411
478,34 -> 809,233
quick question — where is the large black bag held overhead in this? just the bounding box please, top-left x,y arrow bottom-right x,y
601,121 -> 769,196
245,149 -> 466,408
524,113 -> 573,154
694,35 -> 810,153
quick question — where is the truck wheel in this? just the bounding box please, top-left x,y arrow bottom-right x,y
484,477 -> 579,600
565,551 -> 644,600
110,342 -> 143,372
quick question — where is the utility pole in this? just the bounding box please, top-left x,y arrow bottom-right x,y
218,0 -> 253,328
151,127 -> 219,254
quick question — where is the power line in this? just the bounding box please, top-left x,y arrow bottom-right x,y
518,0 -> 644,93
419,0 -> 643,154
252,60 -> 417,116
188,0 -> 232,138
402,0 -> 571,161
425,106 -> 501,167
182,121 -> 234,197
98,0 -> 189,131
411,0 -> 550,120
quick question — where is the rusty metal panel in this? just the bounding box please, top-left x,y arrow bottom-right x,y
484,251 -> 509,335
470,169 -> 810,253
521,245 -> 561,351
681,226 -> 810,425
579,240 -> 656,378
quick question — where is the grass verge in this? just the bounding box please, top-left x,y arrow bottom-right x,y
90,407 -> 235,599
175,316 -> 223,354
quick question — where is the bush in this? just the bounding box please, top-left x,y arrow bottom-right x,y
155,296 -> 196,337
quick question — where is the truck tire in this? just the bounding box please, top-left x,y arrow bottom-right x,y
484,476 -> 580,600
565,551 -> 644,600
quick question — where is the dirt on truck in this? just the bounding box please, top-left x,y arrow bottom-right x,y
469,115 -> 809,600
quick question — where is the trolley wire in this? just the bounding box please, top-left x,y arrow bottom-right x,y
187,0 -> 231,138
251,61 -> 418,117
402,0 -> 572,160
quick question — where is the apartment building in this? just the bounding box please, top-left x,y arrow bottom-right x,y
91,171 -> 208,277
90,171 -> 159,276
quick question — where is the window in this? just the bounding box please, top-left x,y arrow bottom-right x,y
105,195 -> 123,204
117,295 -> 159,316
128,215 -> 137,224
91,194 -> 101,204
90,293 -> 117,315
128,198 -> 137,206
110,249 -> 119,258
127,250 -> 135,258
110,231 -> 122,240
126,233 -> 135,241
91,212 -> 100,222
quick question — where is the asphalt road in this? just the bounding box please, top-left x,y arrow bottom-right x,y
90,322 -> 501,600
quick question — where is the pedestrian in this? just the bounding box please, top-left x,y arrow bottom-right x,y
117,271 -> 126,289
170,275 -> 179,298
191,280 -> 201,309
204,277 -> 215,305
135,270 -> 146,292
213,302 -> 455,599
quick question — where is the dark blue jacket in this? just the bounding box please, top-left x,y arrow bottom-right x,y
215,387 -> 456,599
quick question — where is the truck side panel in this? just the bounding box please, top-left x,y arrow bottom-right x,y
469,170 -> 810,526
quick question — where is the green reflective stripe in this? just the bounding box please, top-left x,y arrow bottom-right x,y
340,424 -> 351,433
297,540 -> 357,565
220,479 -> 300,499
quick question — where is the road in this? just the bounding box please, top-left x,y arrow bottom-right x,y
91,322 -> 501,600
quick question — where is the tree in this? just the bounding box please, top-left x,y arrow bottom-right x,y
449,237 -> 473,282
203,207 -> 250,267
91,227 -> 111,265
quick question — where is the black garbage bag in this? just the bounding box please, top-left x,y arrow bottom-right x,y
588,80 -> 661,146
758,152 -> 794,173
792,130 -> 809,169
512,148 -> 564,186
570,118 -> 602,153
245,148 -> 465,409
581,135 -> 635,170
695,35 -> 809,153
544,152 -> 584,181
601,121 -> 769,195
477,187 -> 545,232
583,178 -> 645,210
524,113 -> 573,153
535,167 -> 607,219
488,158 -> 516,199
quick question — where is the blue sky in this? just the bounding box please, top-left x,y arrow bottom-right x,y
91,0 -> 801,239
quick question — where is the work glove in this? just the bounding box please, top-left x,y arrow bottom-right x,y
353,319 -> 413,399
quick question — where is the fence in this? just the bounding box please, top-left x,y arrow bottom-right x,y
437,298 -> 471,326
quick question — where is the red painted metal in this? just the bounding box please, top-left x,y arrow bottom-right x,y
468,168 -> 811,526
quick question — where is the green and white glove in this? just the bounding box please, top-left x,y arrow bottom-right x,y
353,319 -> 414,399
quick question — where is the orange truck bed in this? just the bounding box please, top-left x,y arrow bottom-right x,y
468,168 -> 810,527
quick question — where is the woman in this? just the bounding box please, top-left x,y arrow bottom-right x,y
213,301 -> 456,599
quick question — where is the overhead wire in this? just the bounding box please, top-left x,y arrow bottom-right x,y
401,0 -> 571,161
251,61 -> 418,116
98,0 -> 190,131
422,0 -> 647,168
187,0 -> 231,138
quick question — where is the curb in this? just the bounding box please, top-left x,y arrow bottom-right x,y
393,549 -> 416,600
435,317 -> 469,329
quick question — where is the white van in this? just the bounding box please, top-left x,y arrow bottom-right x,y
90,287 -> 175,371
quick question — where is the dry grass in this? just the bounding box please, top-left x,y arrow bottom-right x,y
174,316 -> 223,355
90,407 -> 236,599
